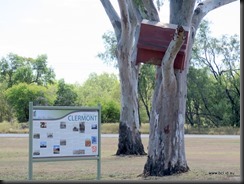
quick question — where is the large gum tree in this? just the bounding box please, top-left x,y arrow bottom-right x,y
100,1 -> 237,171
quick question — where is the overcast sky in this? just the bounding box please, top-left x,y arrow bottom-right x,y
0,0 -> 240,84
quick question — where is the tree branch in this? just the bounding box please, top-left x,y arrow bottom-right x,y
170,0 -> 196,26
128,0 -> 144,21
191,0 -> 237,31
162,26 -> 186,77
128,0 -> 143,24
118,0 -> 132,43
142,0 -> 160,21
100,0 -> 121,41
160,25 -> 186,99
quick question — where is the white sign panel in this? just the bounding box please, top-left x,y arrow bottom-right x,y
32,109 -> 99,158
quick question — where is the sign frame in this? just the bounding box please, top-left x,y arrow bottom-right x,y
28,102 -> 101,180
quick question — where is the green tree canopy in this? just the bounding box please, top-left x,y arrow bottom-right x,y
97,31 -> 117,68
187,19 -> 240,128
54,79 -> 78,106
0,53 -> 55,88
0,82 -> 14,122
75,72 -> 120,123
138,64 -> 156,122
5,83 -> 54,122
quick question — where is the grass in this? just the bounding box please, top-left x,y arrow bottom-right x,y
0,121 -> 240,135
0,136 -> 240,181
0,121 -> 29,134
100,123 -> 240,135
184,125 -> 240,135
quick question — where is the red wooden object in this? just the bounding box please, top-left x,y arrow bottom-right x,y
136,19 -> 190,70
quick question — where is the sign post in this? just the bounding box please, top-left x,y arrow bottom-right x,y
28,102 -> 101,180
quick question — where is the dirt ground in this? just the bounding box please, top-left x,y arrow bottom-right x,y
0,136 -> 241,181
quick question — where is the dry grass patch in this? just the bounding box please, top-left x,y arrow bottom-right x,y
0,121 -> 240,135
0,121 -> 28,133
0,136 -> 240,181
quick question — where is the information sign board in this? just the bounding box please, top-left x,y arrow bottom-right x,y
32,109 -> 99,158
28,102 -> 101,180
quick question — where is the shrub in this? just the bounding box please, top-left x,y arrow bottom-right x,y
5,83 -> 53,122
101,100 -> 120,123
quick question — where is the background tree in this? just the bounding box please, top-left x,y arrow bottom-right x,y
186,66 -> 223,129
0,82 -> 15,122
101,100 -> 120,123
138,64 -> 156,121
5,83 -> 54,122
0,53 -> 57,123
97,31 -> 118,68
187,19 -> 240,129
54,79 -> 78,106
0,53 -> 55,88
75,73 -> 120,123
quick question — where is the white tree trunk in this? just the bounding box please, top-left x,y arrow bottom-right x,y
100,0 -> 146,155
116,40 -> 145,154
143,0 -> 236,176
143,25 -> 190,176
